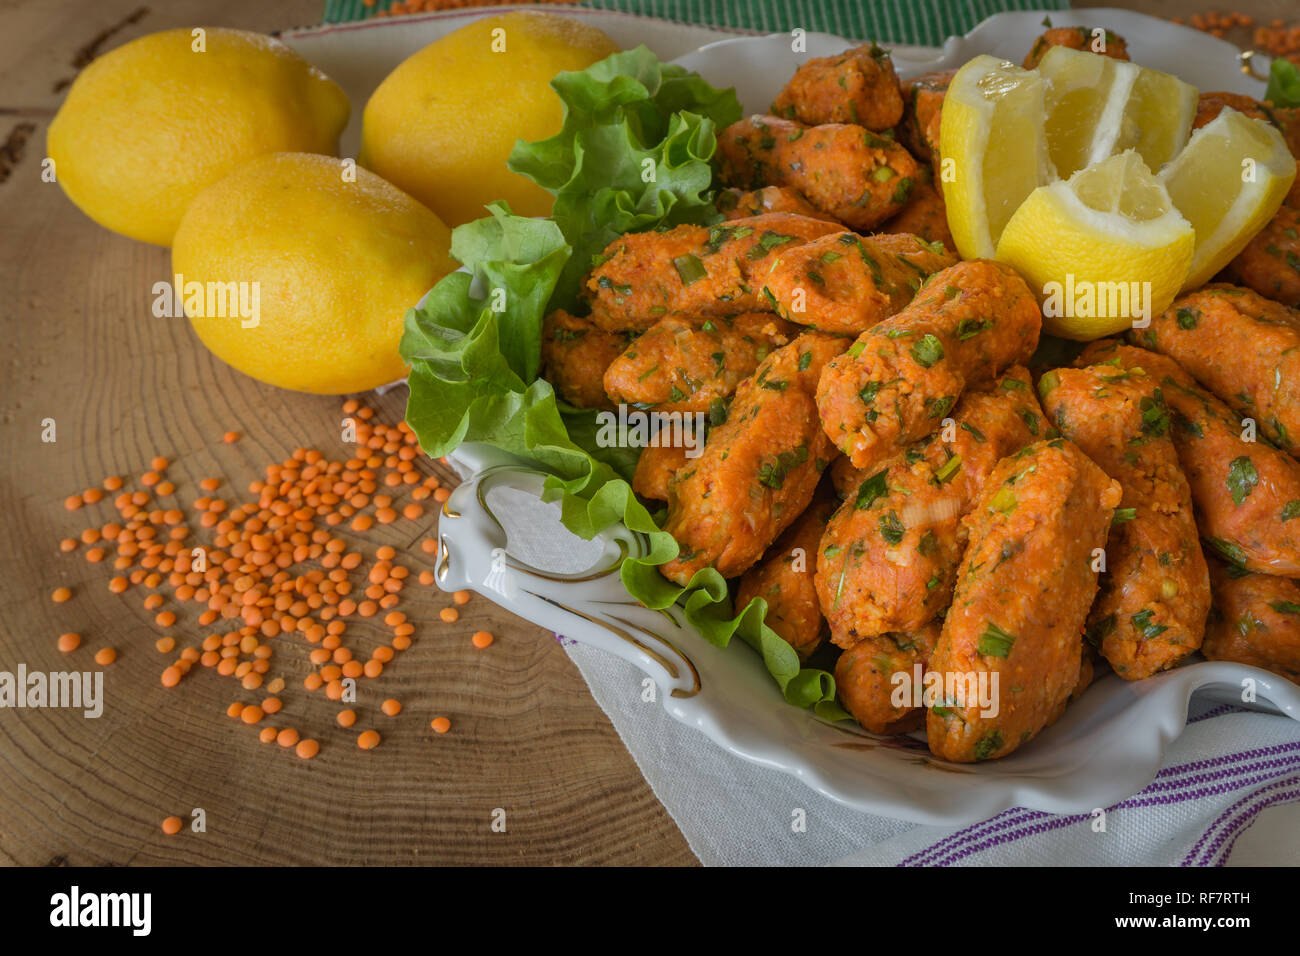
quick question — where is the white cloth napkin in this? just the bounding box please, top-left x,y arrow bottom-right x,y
563,640 -> 1300,866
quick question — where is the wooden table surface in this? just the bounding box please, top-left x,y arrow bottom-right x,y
0,0 -> 1290,868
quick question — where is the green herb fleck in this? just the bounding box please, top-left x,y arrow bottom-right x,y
910,334 -> 945,368
1112,507 -> 1137,525
1227,456 -> 1259,506
955,318 -> 990,340
673,254 -> 706,285
977,621 -> 1016,658
974,730 -> 1004,761
854,468 -> 889,510
1131,609 -> 1169,640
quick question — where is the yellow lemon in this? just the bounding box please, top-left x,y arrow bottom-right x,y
939,55 -> 1052,260
359,11 -> 617,226
172,153 -> 456,394
1036,45 -> 1197,180
996,151 -> 1195,340
47,27 -> 349,246
1158,107 -> 1296,291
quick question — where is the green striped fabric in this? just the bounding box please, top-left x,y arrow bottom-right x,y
322,0 -> 1071,47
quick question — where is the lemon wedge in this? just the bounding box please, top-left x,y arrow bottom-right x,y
1037,46 -> 1197,179
1157,107 -> 1297,291
939,55 -> 1051,260
996,151 -> 1195,340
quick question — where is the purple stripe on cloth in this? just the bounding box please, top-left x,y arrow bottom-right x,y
1144,754 -> 1300,793
1155,740 -> 1300,778
899,749 -> 1300,868
899,808 -> 1037,866
1183,773 -> 1300,865
1201,785 -> 1300,866
1187,703 -> 1248,724
926,768 -> 1300,866
904,756 -> 1300,867
902,741 -> 1300,866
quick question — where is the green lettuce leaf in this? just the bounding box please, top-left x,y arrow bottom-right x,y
1265,57 -> 1300,109
508,45 -> 742,311
401,50 -> 846,722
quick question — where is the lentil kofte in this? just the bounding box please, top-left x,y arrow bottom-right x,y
527,28 -> 1300,762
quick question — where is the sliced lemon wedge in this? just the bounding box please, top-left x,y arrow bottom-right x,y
1037,45 -> 1197,179
1157,106 -> 1297,291
996,151 -> 1195,340
939,55 -> 1051,260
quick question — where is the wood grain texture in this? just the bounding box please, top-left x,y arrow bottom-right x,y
0,0 -> 695,866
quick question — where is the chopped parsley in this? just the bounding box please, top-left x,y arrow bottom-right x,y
977,621 -> 1016,658
955,318 -> 990,340
974,730 -> 1004,761
854,468 -> 890,510
1131,609 -> 1169,640
879,511 -> 905,545
910,334 -> 945,368
1227,456 -> 1259,506
757,445 -> 808,489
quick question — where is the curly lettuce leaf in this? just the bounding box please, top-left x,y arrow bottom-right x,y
508,45 -> 742,311
542,473 -> 848,718
509,45 -> 742,190
1265,56 -> 1300,109
402,52 -> 846,722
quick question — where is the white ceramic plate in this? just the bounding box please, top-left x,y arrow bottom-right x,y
293,6 -> 1300,825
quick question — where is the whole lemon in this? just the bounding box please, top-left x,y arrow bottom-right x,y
48,28 -> 349,246
172,153 -> 456,394
359,11 -> 617,226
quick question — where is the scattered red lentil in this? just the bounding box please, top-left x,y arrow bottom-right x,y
357,729 -> 381,750
381,698 -> 402,716
54,399 -> 464,758
430,717 -> 451,734
472,630 -> 494,649
161,816 -> 183,835
57,632 -> 81,653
